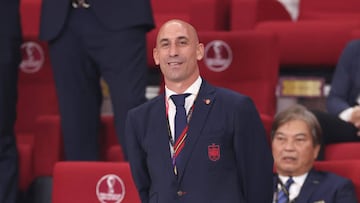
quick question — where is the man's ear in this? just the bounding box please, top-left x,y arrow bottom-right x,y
196,43 -> 204,61
153,48 -> 160,65
313,144 -> 321,160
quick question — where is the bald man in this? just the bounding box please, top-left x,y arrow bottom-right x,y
125,19 -> 273,203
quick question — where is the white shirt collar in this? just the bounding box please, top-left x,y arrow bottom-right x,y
165,76 -> 202,100
278,173 -> 308,186
278,173 -> 308,201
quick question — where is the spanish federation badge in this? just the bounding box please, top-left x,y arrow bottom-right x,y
208,143 -> 220,161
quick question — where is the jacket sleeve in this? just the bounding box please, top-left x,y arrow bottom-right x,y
234,97 -> 274,203
125,110 -> 150,203
334,179 -> 358,203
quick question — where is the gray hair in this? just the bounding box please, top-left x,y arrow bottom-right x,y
271,104 -> 322,146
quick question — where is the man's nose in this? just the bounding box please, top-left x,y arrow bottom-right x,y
169,44 -> 178,56
284,140 -> 296,150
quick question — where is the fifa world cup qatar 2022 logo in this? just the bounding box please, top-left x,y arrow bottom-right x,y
96,174 -> 126,203
20,41 -> 45,74
204,40 -> 233,72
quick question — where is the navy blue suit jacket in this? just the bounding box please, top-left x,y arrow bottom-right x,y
327,39 -> 360,115
39,0 -> 154,41
125,80 -> 274,203
273,169 -> 358,203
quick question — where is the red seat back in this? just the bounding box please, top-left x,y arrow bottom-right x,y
16,39 -> 59,134
230,0 -> 291,30
256,21 -> 359,67
299,0 -> 360,20
52,162 -> 140,203
198,30 -> 279,116
325,143 -> 360,160
99,115 -> 125,161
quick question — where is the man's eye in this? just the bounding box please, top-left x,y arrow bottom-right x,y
160,43 -> 169,48
178,41 -> 187,45
276,137 -> 284,141
296,138 -> 305,142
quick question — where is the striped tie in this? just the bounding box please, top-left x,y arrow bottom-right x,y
277,177 -> 294,203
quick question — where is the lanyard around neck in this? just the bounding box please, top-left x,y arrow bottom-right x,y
165,95 -> 195,146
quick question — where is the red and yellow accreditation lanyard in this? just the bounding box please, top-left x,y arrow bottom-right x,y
165,95 -> 195,174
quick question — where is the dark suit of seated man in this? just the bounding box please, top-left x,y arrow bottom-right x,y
271,104 -> 358,203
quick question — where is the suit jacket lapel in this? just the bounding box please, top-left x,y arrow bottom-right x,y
153,94 -> 177,178
295,169 -> 321,203
177,81 -> 216,181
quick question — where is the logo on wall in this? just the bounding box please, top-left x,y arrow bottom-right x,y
19,41 -> 45,74
96,174 -> 126,203
204,40 -> 232,72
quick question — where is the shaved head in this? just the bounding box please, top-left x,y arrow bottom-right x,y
156,19 -> 200,46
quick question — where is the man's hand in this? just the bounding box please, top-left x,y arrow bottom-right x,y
350,106 -> 360,136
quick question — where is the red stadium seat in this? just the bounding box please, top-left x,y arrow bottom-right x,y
33,116 -> 63,177
351,29 -> 360,40
20,0 -> 41,38
106,145 -> 124,162
230,0 -> 291,30
190,0 -> 230,31
52,162 -> 140,203
256,21 -> 359,68
230,0 -> 360,70
324,143 -> 360,161
314,160 -> 360,200
100,115 -> 125,162
33,114 -> 125,178
16,134 -> 34,191
299,0 -> 360,20
260,114 -> 273,145
15,33 -> 60,193
197,30 -> 279,116
17,0 -> 59,191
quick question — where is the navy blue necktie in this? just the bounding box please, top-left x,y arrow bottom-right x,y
277,177 -> 294,203
170,93 -> 191,175
170,93 -> 191,141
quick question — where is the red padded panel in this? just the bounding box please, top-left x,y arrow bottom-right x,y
198,31 -> 279,116
230,0 -> 291,30
16,39 -> 58,135
256,20 -> 360,66
52,162 -> 140,203
20,0 -> 41,37
299,0 -> 360,20
17,134 -> 34,191
106,145 -> 125,162
351,29 -> 360,40
260,114 -> 273,145
324,143 -> 360,161
151,0 -> 191,14
33,116 -> 63,177
190,0 -> 230,31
